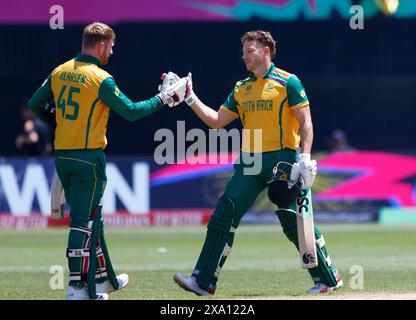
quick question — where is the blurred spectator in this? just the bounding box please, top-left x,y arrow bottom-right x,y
15,106 -> 53,156
327,129 -> 356,152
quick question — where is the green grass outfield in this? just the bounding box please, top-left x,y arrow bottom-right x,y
0,223 -> 415,300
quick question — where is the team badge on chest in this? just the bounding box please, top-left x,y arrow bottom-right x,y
264,82 -> 275,93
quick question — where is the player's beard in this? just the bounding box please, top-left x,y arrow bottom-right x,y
100,53 -> 109,66
244,58 -> 261,72
245,56 -> 266,73
245,61 -> 257,72
244,61 -> 253,71
100,54 -> 110,65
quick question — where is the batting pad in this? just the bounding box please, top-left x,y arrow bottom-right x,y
276,209 -> 339,287
193,196 -> 236,289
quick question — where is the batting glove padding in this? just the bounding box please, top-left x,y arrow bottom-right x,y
157,77 -> 188,107
158,71 -> 180,92
290,153 -> 317,189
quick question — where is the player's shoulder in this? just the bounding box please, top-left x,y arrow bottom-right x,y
270,66 -> 298,81
234,77 -> 252,90
79,63 -> 112,84
91,65 -> 112,80
51,58 -> 74,75
272,67 -> 304,89
52,57 -> 112,82
272,67 -> 293,77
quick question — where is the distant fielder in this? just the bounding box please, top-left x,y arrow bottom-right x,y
172,30 -> 342,295
28,22 -> 187,300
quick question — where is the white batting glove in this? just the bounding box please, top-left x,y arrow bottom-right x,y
290,153 -> 317,190
158,71 -> 180,92
157,77 -> 188,107
184,72 -> 198,106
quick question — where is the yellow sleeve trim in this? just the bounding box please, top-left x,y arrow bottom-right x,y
220,105 -> 239,118
290,101 -> 310,110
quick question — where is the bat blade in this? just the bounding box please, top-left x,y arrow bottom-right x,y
296,188 -> 318,269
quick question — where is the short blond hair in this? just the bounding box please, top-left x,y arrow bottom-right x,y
82,22 -> 115,48
241,30 -> 276,59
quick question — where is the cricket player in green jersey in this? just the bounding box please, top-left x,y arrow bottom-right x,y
173,30 -> 343,295
29,22 -> 187,300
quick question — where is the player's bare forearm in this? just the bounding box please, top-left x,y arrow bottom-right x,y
299,120 -> 313,154
189,100 -> 220,128
189,100 -> 236,129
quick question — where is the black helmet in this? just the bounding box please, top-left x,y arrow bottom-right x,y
267,162 -> 301,207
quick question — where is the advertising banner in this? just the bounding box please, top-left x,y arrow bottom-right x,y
0,150 -> 415,228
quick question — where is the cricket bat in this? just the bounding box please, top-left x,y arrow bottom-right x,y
296,188 -> 318,269
51,169 -> 65,219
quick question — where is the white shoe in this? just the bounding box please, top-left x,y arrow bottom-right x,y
96,273 -> 129,294
173,273 -> 213,296
306,275 -> 343,294
66,286 -> 109,300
